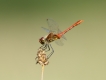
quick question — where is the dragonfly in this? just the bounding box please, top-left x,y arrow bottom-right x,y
39,19 -> 83,59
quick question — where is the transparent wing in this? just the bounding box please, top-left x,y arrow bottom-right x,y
47,18 -> 67,40
41,26 -> 67,40
47,18 -> 59,34
55,39 -> 64,46
41,27 -> 50,33
58,29 -> 67,40
45,18 -> 67,46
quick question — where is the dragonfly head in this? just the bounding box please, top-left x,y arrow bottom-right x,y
39,37 -> 45,45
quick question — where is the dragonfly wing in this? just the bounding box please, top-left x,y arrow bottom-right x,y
47,18 -> 59,34
47,18 -> 66,46
54,39 -> 64,46
41,27 -> 50,33
47,18 -> 67,40
58,29 -> 67,40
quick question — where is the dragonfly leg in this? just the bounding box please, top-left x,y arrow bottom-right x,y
40,43 -> 48,50
40,42 -> 50,52
45,43 -> 50,52
47,44 -> 54,59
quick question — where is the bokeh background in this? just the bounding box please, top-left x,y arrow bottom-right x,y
0,0 -> 106,80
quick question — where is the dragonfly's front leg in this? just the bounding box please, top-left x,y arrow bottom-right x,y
40,43 -> 47,50
45,43 -> 50,52
40,42 -> 50,52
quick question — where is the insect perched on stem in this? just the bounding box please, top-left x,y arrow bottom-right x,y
39,19 -> 83,59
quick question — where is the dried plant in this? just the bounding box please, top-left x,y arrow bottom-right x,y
35,47 -> 49,80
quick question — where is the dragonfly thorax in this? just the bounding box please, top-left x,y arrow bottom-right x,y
45,33 -> 60,43
39,33 -> 60,45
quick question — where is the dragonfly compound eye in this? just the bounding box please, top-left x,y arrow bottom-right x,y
39,37 -> 45,45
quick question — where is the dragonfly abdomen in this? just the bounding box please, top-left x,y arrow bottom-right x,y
57,20 -> 83,38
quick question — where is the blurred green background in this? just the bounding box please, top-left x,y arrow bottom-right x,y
0,0 -> 106,80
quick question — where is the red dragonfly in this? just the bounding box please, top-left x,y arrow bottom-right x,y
39,19 -> 83,59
